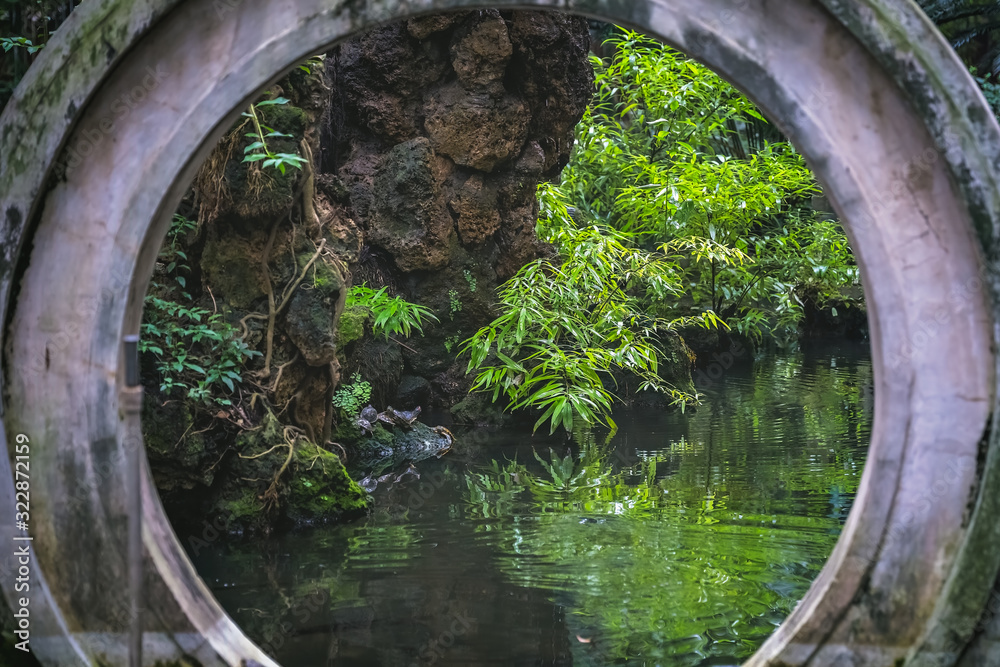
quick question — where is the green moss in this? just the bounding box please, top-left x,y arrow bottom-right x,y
142,395 -> 195,458
285,440 -> 370,524
215,486 -> 264,524
370,423 -> 394,448
332,418 -> 365,444
200,233 -> 264,309
260,103 -> 308,138
337,305 -> 370,346
140,394 -> 216,491
209,411 -> 283,529
237,409 -> 285,453
300,251 -> 345,293
330,419 -> 393,451
213,411 -> 369,529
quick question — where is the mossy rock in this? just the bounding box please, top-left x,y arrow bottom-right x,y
212,411 -> 369,531
259,102 -> 309,138
141,394 -> 216,492
284,256 -> 346,366
200,231 -> 265,310
214,486 -> 264,527
337,305 -> 370,346
344,421 -> 452,477
332,416 -> 366,444
210,411 -> 285,532
284,440 -> 370,525
221,102 -> 309,219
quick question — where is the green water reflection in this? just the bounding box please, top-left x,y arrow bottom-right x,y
189,339 -> 872,666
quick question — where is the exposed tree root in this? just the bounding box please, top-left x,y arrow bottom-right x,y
258,217 -> 282,381
328,442 -> 348,462
238,443 -> 289,461
300,138 -> 320,230
277,238 -> 327,317
269,351 -> 300,394
261,426 -> 303,509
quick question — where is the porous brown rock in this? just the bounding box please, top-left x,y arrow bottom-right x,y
327,9 -> 594,406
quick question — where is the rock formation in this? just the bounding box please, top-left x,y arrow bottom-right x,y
143,10 -> 596,533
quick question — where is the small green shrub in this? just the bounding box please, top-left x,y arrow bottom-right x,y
971,67 -> 1000,119
331,372 -> 372,418
298,55 -> 325,75
140,215 -> 261,406
462,223 -> 722,436
1,37 -> 42,54
448,290 -> 462,320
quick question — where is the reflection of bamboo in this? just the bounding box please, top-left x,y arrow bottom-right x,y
704,416 -> 714,509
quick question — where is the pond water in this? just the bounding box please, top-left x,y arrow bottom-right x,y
189,338 -> 873,666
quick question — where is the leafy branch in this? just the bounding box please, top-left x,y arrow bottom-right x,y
242,98 -> 308,175
345,284 -> 439,340
1,36 -> 42,54
141,215 -> 261,406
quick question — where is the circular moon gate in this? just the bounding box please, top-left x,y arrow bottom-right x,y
2,0 -> 1000,665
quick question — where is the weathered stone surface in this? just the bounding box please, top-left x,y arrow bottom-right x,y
351,337 -> 405,407
452,174 -> 501,244
507,11 -> 595,173
514,140 -> 547,175
407,13 -> 461,40
142,395 -> 216,494
283,257 -> 345,366
367,137 -> 455,271
329,9 -> 593,408
424,84 -> 529,171
449,10 -> 512,90
199,227 -> 267,310
396,374 -> 431,407
336,22 -> 451,143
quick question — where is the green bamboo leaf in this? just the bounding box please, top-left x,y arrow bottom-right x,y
255,97 -> 291,106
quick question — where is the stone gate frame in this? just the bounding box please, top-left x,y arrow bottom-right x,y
3,0 -> 1000,665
